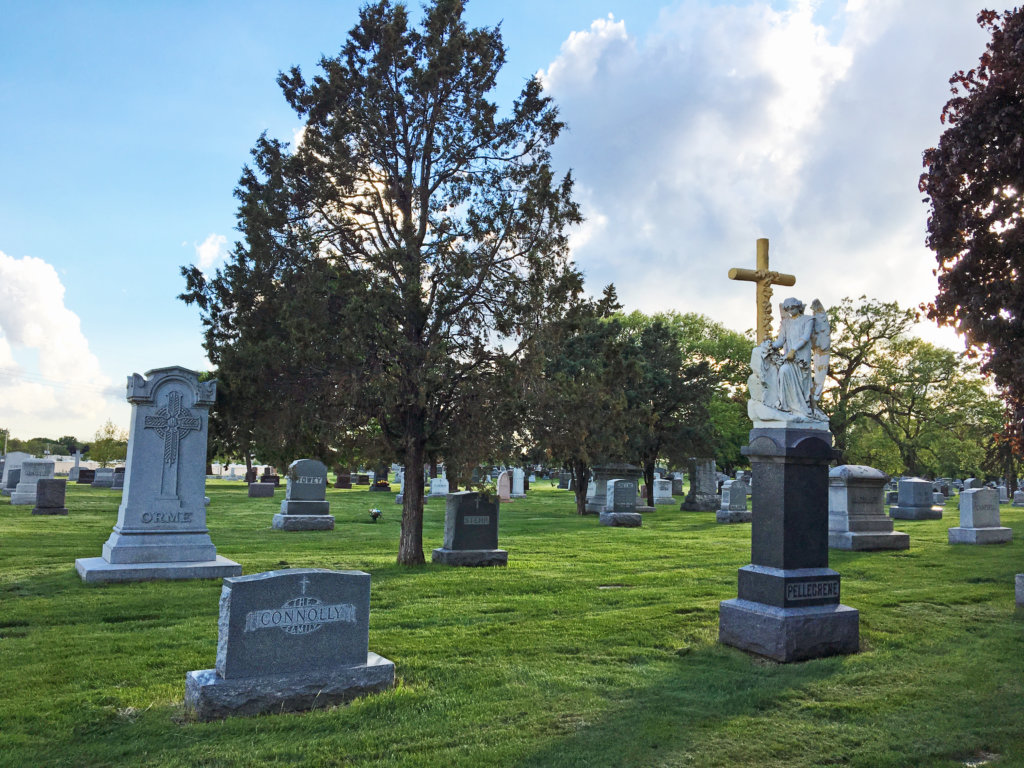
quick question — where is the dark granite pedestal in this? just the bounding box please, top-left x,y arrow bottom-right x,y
719,427 -> 859,662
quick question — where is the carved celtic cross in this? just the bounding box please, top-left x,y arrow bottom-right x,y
728,238 -> 797,342
144,390 -> 200,465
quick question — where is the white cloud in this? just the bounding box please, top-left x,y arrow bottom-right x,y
541,0 -> 988,349
195,233 -> 229,274
0,250 -> 119,438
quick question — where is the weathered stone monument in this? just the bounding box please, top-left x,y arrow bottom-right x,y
432,491 -> 507,566
273,459 -> 333,531
949,488 -> 1012,544
889,477 -> 944,520
75,366 -> 241,582
76,468 -> 96,485
652,478 -> 674,505
111,467 -> 125,490
720,246 -> 858,662
600,479 -> 642,527
716,478 -> 750,523
496,471 -> 511,503
586,463 -> 641,514
68,449 -> 83,482
427,477 -> 449,498
32,478 -> 68,515
681,458 -> 718,511
1,451 -> 29,494
1014,490 -> 1024,507
828,465 -> 909,551
2,468 -> 20,496
248,482 -> 274,498
11,458 -> 55,505
185,568 -> 394,720
91,467 -> 115,488
511,468 -> 526,499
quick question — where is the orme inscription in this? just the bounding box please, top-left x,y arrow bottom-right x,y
141,511 -> 193,524
786,581 -> 839,601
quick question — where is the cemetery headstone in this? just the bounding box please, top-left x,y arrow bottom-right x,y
889,477 -> 943,520
74,467 -> 95,485
427,477 -> 449,498
185,568 -> 394,720
91,467 -> 115,488
111,467 -> 125,490
334,468 -> 352,489
963,477 -> 977,490
32,478 -> 68,515
68,450 -> 82,482
933,492 -> 946,506
0,451 -> 30,491
248,482 -> 275,498
998,485 -> 1009,503
432,491 -> 507,566
681,457 -> 718,511
653,478 -> 675,505
75,366 -> 241,582
716,478 -> 750,523
1013,490 -> 1024,507
370,465 -> 391,492
260,472 -> 280,487
511,468 -> 526,499
11,459 -> 55,505
244,468 -> 258,484
496,471 -> 511,503
827,465 -> 909,550
557,472 -> 570,490
273,459 -> 333,531
949,488 -> 1012,544
671,475 -> 684,496
2,468 -> 21,496
585,463 -> 641,514
355,474 -> 370,485
600,479 -> 642,527
1017,574 -> 1024,607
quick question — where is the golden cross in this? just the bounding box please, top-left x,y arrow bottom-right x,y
728,238 -> 796,342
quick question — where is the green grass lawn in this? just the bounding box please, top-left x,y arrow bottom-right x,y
1,480 -> 1022,767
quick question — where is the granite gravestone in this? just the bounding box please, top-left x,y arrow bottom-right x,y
998,485 -> 1009,503
557,472 -> 571,490
681,458 -> 718,511
111,467 -> 125,490
496,471 -> 511,503
653,478 -> 675,505
273,459 -> 333,531
369,466 -> 391,492
185,569 -> 394,720
11,459 -> 55,505
75,367 -> 241,582
949,488 -> 1012,544
0,451 -> 30,492
32,478 -> 68,515
716,478 -> 751,524
511,468 -> 526,499
68,450 -> 82,482
91,467 -> 115,488
1014,490 -> 1024,507
334,469 -> 352,489
427,477 -> 449,498
827,465 -> 909,551
248,482 -> 274,498
76,468 -> 96,485
585,464 -> 641,514
600,479 -> 642,527
432,491 -> 507,566
889,477 -> 943,520
2,468 -> 21,497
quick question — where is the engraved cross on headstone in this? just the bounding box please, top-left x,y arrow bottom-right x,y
728,238 -> 797,343
144,390 -> 201,498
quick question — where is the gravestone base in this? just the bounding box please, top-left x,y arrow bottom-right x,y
33,505 -> 68,516
829,530 -> 909,550
185,652 -> 395,721
718,598 -> 859,663
272,514 -> 335,531
888,504 -> 943,520
636,504 -> 656,514
599,511 -> 642,527
369,484 -> 391,493
716,509 -> 752,524
10,489 -> 41,505
681,494 -> 717,512
75,555 -> 241,583
654,497 -> 676,506
248,483 -> 275,498
948,526 -> 1012,545
431,547 -> 508,567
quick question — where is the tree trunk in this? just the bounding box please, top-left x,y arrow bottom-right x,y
643,461 -> 655,507
571,459 -> 589,516
399,440 -> 427,565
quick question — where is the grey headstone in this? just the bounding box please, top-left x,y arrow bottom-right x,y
91,467 -> 115,488
278,460 -> 330,511
428,477 -> 449,498
681,457 -> 718,511
185,568 -> 394,720
827,465 -> 908,551
717,478 -> 751,523
32,478 -> 68,515
949,488 -> 1012,544
432,491 -> 507,566
248,483 -> 275,498
75,366 -> 241,583
600,479 -> 642,527
1013,490 -> 1024,507
653,478 -> 674,505
1,451 -> 30,489
11,459 -> 54,505
511,468 -> 526,499
2,468 -> 21,496
889,477 -> 943,520
496,472 -> 511,503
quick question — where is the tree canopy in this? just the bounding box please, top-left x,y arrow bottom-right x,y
181,0 -> 582,564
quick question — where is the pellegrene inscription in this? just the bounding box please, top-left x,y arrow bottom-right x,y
786,581 -> 839,601
463,515 -> 490,525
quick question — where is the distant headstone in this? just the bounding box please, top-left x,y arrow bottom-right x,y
0,451 -> 30,491
185,568 -> 394,720
600,479 -> 642,527
681,458 -> 718,511
75,468 -> 95,485
244,468 -> 258,484
273,459 -> 333,531
334,469 -> 352,489
369,465 -> 391,492
933,492 -> 945,506
586,463 -> 641,514
260,472 -> 281,487
963,477 -> 977,490
653,478 -> 674,505
496,471 -> 511,503
111,467 -> 125,490
716,479 -> 750,523
557,472 -> 570,490
511,468 -> 526,499
889,477 -> 943,520
428,477 -> 449,498
91,467 -> 115,488
1013,490 -> 1024,507
75,366 -> 241,582
2,467 -> 21,496
949,488 -> 1012,544
248,482 -> 275,498
68,450 -> 82,482
432,491 -> 507,566
828,465 -> 909,551
1017,574 -> 1024,607
671,476 -> 684,496
998,485 -> 1009,503
355,474 -> 370,485
32,478 -> 68,516
11,459 -> 55,505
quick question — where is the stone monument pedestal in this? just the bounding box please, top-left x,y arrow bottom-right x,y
431,491 -> 507,566
889,477 -> 943,520
599,511 -> 642,527
272,514 -> 335,531
719,428 -> 859,663
828,465 -> 909,551
948,488 -> 1012,545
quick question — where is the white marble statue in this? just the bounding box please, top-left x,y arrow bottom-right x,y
747,297 -> 830,429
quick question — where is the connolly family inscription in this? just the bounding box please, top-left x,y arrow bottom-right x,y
185,568 -> 394,720
75,366 -> 241,582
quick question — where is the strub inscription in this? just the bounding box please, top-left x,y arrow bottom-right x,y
786,581 -> 839,601
463,515 -> 490,525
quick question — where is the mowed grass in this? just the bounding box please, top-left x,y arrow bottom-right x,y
1,480 -> 1022,767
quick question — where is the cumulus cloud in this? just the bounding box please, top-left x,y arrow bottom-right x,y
541,0 -> 988,346
195,233 -> 229,274
0,251 -> 117,435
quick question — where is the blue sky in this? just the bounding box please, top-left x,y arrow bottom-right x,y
0,0 -> 990,440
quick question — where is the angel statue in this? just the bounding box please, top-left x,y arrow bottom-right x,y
746,297 -> 830,429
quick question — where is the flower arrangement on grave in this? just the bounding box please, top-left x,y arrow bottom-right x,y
368,508 -> 382,523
